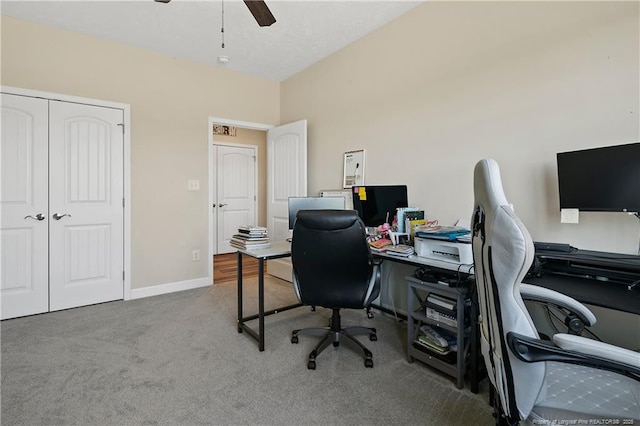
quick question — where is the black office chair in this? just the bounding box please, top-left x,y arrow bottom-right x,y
471,159 -> 640,425
290,210 -> 381,369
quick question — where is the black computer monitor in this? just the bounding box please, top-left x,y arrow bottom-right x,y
352,185 -> 408,227
288,196 -> 346,230
557,142 -> 640,212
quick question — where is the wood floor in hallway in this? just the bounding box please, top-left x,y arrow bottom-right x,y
213,252 -> 267,283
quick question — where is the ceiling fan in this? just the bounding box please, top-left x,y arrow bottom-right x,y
154,0 -> 276,27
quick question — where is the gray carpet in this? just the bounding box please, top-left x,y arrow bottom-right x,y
1,277 -> 493,425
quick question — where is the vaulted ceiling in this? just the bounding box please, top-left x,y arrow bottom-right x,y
2,1 -> 424,81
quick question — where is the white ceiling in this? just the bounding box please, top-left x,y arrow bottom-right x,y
1,0 -> 424,82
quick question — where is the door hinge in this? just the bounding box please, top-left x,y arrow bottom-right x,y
122,198 -> 125,208
253,155 -> 256,162
254,195 -> 256,201
122,271 -> 125,281
117,123 -> 125,134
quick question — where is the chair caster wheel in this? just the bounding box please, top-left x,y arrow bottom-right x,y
333,341 -> 339,347
308,360 -> 316,370
367,312 -> 374,319
365,359 -> 373,368
291,335 -> 299,344
369,333 -> 377,341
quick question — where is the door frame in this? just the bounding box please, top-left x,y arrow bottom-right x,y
1,85 -> 132,300
211,142 -> 259,255
208,117 -> 273,284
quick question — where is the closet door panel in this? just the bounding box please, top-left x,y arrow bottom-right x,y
49,101 -> 124,311
0,94 -> 49,319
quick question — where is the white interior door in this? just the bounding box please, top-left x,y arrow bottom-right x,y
215,144 -> 257,254
0,94 -> 50,319
266,120 -> 307,282
48,101 -> 124,311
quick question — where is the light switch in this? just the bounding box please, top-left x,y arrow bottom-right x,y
188,179 -> 200,191
560,208 -> 579,224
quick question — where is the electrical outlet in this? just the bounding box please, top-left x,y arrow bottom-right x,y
192,249 -> 200,261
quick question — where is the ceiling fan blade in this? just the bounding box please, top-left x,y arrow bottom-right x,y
243,0 -> 276,27
154,0 -> 171,3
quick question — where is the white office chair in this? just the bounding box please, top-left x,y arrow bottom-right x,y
471,158 -> 640,425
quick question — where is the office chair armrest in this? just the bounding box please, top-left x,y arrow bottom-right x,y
520,283 -> 596,327
506,332 -> 640,381
553,333 -> 640,367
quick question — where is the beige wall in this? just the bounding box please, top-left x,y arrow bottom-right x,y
280,1 -> 639,349
1,15 -> 280,289
212,128 -> 268,227
282,1 -> 640,255
2,0 -> 638,327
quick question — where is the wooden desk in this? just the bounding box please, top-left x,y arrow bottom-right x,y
236,240 -> 301,351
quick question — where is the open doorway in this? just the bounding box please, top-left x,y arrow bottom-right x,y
209,118 -> 271,283
207,118 -> 307,285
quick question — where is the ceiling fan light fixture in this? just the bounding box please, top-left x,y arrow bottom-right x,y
217,55 -> 230,64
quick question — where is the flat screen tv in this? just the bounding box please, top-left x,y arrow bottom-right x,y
352,185 -> 408,227
288,196 -> 345,230
557,142 -> 640,212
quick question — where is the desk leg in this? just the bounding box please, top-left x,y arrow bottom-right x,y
258,258 -> 265,351
237,251 -> 243,333
470,289 -> 479,394
456,294 -> 465,390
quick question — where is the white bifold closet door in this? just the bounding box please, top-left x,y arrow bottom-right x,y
1,95 -> 50,319
1,93 -> 124,319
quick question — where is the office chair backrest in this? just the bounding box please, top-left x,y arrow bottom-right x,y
291,209 -> 379,309
471,159 -> 544,420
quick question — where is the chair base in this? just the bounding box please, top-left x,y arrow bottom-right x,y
291,308 -> 377,369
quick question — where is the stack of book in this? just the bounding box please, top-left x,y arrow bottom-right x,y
385,244 -> 415,257
367,235 -> 393,253
404,210 -> 426,239
395,207 -> 420,233
230,226 -> 271,250
415,324 -> 458,355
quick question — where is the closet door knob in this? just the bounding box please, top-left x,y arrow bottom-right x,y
52,213 -> 71,220
24,213 -> 46,221
218,203 -> 227,207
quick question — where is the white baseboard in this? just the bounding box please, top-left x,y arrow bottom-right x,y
129,277 -> 211,300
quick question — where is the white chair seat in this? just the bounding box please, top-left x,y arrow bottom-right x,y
529,362 -> 640,422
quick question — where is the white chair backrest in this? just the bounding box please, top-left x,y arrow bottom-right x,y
471,159 -> 544,420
